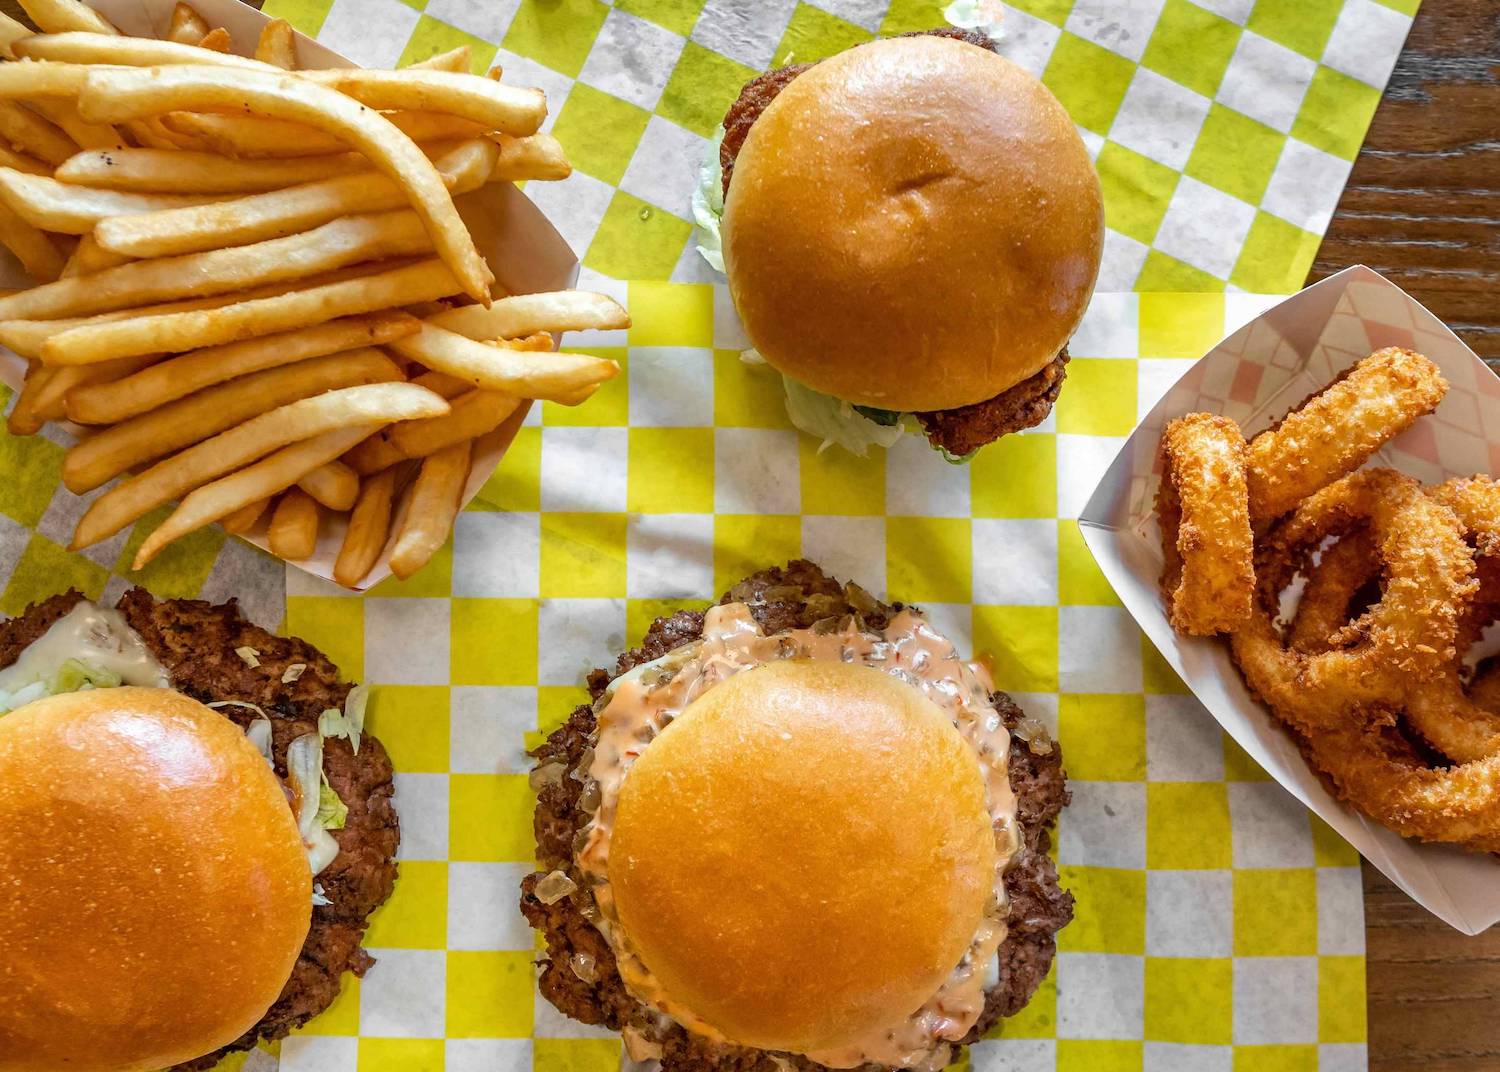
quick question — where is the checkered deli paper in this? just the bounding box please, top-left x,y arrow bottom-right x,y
261,0 -> 1419,295
257,284 -> 1371,1072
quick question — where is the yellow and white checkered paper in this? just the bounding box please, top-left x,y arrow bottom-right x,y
272,285 -> 1368,1072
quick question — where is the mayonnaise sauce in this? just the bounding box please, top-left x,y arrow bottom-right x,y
0,601 -> 168,694
575,604 -> 1020,1071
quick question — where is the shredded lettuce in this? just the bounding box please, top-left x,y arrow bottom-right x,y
943,0 -> 1005,36
317,776 -> 348,830
318,683 -> 368,755
690,126 -> 727,273
782,375 -> 910,457
1,660 -> 124,714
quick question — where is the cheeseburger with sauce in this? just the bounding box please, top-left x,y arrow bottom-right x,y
0,590 -> 397,1072
696,30 -> 1104,459
522,562 -> 1071,1071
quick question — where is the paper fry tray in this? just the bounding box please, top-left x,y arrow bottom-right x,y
0,0 -> 580,590
1080,265 -> 1500,935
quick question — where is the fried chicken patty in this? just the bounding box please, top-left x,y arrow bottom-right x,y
718,29 -> 1069,455
0,589 -> 399,1072
521,561 -> 1072,1072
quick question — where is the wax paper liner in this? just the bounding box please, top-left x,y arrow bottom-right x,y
0,0 -> 580,591
1079,265 -> 1500,935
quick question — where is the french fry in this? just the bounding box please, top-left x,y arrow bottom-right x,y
388,324 -> 616,401
388,388 -> 519,459
341,428 -> 403,475
0,60 -> 93,97
409,45 -> 469,73
92,139 -> 498,258
297,460 -> 359,510
388,439 -> 469,579
298,68 -> 544,135
0,210 -> 433,321
160,109 -> 486,157
0,11 -> 32,58
491,132 -> 570,181
0,100 -> 76,165
62,347 -> 402,493
267,487 -> 319,559
254,18 -> 296,69
25,98 -> 125,150
0,169 -> 219,233
79,66 -> 493,301
411,368 -> 471,399
16,0 -> 119,36
13,31 -> 270,69
55,147 -> 370,193
428,290 -> 631,341
220,496 -> 270,535
0,199 -> 64,281
71,379 -> 446,549
133,425 -> 374,569
32,352 -> 156,422
167,3 -> 210,46
6,363 -> 52,434
65,312 -> 419,423
0,265 -> 382,357
38,257 -> 463,365
333,467 -> 398,588
58,232 -> 128,277
0,144 -> 49,175
194,26 -> 231,53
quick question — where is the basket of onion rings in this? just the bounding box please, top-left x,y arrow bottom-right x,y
1081,266 -> 1500,934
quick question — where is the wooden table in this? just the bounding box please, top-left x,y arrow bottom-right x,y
1313,3 -> 1500,1068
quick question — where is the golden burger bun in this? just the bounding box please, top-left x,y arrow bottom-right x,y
0,687 -> 312,1072
722,35 -> 1104,412
608,660 -> 996,1053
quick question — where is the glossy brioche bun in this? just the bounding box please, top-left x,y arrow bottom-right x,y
722,35 -> 1103,413
608,660 -> 996,1054
0,687 -> 311,1072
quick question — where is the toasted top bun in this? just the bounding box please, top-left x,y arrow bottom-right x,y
722,35 -> 1104,413
0,687 -> 311,1072
608,660 -> 997,1054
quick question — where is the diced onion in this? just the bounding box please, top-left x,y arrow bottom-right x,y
311,883 -> 331,907
534,870 -> 577,905
286,732 -> 324,842
245,718 -> 274,764
235,646 -> 261,668
306,826 -> 340,876
569,952 -> 598,983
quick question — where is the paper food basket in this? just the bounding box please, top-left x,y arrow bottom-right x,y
1079,265 -> 1500,935
0,0 -> 581,590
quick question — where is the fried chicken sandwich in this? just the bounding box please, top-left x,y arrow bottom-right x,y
0,590 -> 398,1072
522,562 -> 1071,1072
695,31 -> 1104,459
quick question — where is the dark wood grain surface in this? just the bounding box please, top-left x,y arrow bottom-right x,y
0,0 -> 1495,1065
1317,3 -> 1500,1069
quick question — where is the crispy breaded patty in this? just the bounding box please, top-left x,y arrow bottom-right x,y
521,561 -> 1072,1072
718,29 -> 1069,455
0,589 -> 399,1072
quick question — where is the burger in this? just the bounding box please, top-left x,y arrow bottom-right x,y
693,29 -> 1104,459
0,589 -> 398,1072
522,561 -> 1071,1071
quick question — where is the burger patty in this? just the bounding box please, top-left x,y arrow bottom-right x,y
0,589 -> 399,1072
521,561 -> 1072,1072
718,28 -> 1068,456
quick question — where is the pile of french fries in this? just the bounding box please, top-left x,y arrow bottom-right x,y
0,0 -> 630,587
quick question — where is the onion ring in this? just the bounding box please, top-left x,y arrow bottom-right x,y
1470,659 -> 1500,714
1228,471 -> 1500,851
1156,413 -> 1253,636
1287,528 -> 1378,655
1245,348 -> 1447,523
1430,476 -> 1500,558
